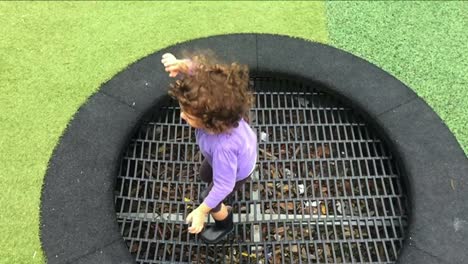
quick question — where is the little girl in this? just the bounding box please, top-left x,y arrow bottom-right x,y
161,52 -> 257,243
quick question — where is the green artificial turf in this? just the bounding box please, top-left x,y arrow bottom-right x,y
326,1 -> 468,154
0,2 -> 328,263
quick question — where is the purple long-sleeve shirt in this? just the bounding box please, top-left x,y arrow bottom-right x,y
196,119 -> 257,208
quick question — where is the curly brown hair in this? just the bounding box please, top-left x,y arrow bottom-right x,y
168,53 -> 253,134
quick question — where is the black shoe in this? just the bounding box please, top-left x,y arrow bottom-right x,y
200,207 -> 234,244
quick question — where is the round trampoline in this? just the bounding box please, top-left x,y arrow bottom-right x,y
40,34 -> 468,264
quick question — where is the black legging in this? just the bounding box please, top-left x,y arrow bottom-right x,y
199,159 -> 251,213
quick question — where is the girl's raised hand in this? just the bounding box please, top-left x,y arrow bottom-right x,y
161,53 -> 188,77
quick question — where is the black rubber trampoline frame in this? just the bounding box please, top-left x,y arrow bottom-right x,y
40,34 -> 468,264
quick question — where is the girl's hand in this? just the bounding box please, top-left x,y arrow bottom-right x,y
161,53 -> 190,77
186,206 -> 208,234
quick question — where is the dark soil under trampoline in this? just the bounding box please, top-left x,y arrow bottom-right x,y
115,76 -> 408,263
40,34 -> 468,264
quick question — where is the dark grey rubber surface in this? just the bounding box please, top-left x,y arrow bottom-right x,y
73,240 -> 135,264
256,34 -> 419,119
41,92 -> 139,264
100,34 -> 257,114
40,33 -> 468,264
377,99 -> 468,264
